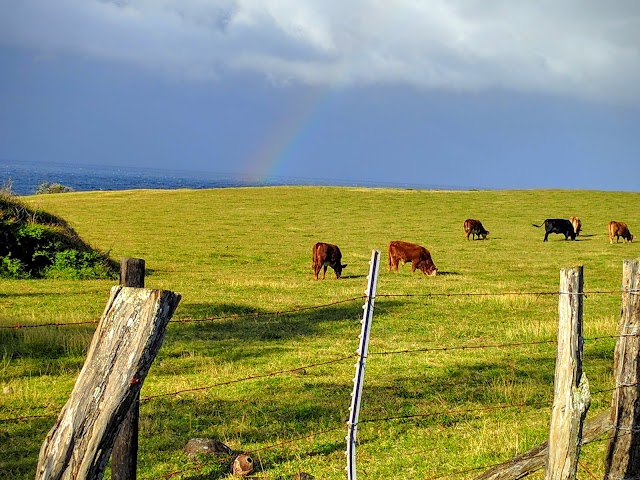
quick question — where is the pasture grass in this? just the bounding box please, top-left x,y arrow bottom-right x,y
1,186 -> 639,479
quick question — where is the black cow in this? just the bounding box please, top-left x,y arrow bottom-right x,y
533,219 -> 576,242
312,242 -> 347,279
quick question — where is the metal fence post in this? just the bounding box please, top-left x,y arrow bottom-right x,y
346,249 -> 380,480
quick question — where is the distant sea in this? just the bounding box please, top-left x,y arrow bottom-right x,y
0,160 -> 287,196
0,159 -> 455,196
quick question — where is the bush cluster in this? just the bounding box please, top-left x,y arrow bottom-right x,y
0,193 -> 118,279
35,182 -> 75,194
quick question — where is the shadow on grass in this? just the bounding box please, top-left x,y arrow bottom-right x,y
137,349 -> 559,479
171,299 -> 400,342
2,341 -> 567,480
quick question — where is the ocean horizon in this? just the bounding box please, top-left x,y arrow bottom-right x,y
0,159 -> 463,196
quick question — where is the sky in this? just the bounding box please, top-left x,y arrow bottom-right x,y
1,0 -> 639,191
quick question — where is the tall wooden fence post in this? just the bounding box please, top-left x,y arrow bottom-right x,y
111,258 -> 146,480
605,258 -> 640,480
35,285 -> 180,480
545,266 -> 590,480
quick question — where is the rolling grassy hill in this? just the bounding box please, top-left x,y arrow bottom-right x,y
1,186 -> 639,479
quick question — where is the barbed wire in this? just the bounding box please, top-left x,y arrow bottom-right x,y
169,296 -> 364,325
142,354 -> 356,401
0,413 -> 56,424
0,288 -> 627,331
377,290 -> 622,299
359,401 -> 552,426
6,381 -> 633,426
0,296 -> 365,330
0,343 -> 632,425
0,319 -> 98,330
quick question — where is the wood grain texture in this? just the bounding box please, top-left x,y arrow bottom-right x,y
35,286 -> 181,480
605,259 -> 640,480
545,266 -> 589,480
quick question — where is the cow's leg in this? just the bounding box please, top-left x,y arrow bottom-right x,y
411,260 -> 418,272
388,256 -> 396,271
322,265 -> 328,279
544,232 -> 549,242
313,263 -> 320,280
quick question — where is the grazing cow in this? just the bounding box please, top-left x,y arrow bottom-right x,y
463,219 -> 489,240
388,240 -> 437,276
312,242 -> 347,280
608,221 -> 634,244
569,216 -> 582,236
532,219 -> 576,242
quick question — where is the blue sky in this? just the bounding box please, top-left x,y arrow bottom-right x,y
1,0 -> 639,191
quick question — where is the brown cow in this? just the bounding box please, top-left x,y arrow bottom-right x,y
388,240 -> 437,276
312,242 -> 347,279
608,221 -> 634,244
569,216 -> 582,236
463,219 -> 489,240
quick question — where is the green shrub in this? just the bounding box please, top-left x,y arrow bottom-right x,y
0,255 -> 29,279
0,194 -> 117,279
35,182 -> 74,194
44,250 -> 115,279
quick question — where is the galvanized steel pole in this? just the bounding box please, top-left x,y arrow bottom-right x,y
346,249 -> 380,480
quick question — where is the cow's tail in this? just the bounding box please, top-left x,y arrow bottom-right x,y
532,223 -> 542,228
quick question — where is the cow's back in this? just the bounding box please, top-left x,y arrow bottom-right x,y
389,240 -> 424,261
313,242 -> 340,264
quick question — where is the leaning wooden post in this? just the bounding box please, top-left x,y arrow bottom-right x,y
35,285 -> 180,480
605,258 -> 640,480
111,257 -> 146,480
545,266 -> 590,480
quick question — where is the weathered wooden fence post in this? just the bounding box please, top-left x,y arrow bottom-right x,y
35,284 -> 180,480
111,257 -> 146,480
545,266 -> 590,480
605,258 -> 640,480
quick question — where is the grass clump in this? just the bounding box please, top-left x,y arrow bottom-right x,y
0,192 -> 117,279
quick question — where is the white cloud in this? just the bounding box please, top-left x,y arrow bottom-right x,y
1,0 -> 639,103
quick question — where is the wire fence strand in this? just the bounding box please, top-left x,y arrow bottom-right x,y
1,288 -> 626,330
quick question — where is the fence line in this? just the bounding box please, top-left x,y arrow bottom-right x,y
0,296 -> 365,330
141,354 -> 356,401
0,338 -> 630,426
0,289 -> 626,331
6,379 -> 632,426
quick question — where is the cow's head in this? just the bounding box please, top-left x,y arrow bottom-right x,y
335,264 -> 347,279
481,230 -> 489,240
418,261 -> 437,276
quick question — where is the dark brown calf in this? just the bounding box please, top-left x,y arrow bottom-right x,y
312,242 -> 347,279
388,240 -> 437,276
463,219 -> 489,240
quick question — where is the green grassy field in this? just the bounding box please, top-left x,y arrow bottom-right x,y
1,186 -> 639,479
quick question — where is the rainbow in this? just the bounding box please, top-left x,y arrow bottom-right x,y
242,86 -> 332,183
